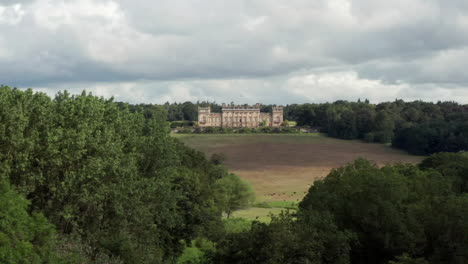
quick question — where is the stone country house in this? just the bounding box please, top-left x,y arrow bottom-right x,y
198,103 -> 283,128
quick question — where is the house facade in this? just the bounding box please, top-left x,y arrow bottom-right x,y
198,104 -> 283,128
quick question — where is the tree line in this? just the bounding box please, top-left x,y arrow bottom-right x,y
285,100 -> 468,155
153,100 -> 468,155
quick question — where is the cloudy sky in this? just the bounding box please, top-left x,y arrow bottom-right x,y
1,0 -> 468,104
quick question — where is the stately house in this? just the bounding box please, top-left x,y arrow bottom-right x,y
198,103 -> 283,128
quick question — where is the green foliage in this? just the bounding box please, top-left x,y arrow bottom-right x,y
213,211 -> 353,264
0,179 -> 58,264
284,100 -> 468,154
0,86 -> 223,263
419,152 -> 468,193
162,101 -> 203,121
164,100 -> 468,154
181,102 -> 198,121
178,217 -> 253,264
254,201 -> 298,210
178,126 -> 303,134
210,153 -> 468,263
363,132 -> 375,142
301,159 -> 423,263
170,120 -> 195,128
388,254 -> 429,264
177,238 -> 215,264
215,174 -> 255,218
4,86 -> 467,263
299,156 -> 467,264
210,153 -> 227,165
222,218 -> 252,234
422,194 -> 468,264
177,246 -> 204,264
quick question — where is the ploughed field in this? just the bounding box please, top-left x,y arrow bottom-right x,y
174,133 -> 424,219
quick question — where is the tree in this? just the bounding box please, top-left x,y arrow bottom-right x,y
330,109 -> 358,139
182,102 -> 198,121
419,152 -> 468,193
210,153 -> 227,165
212,211 -> 352,264
299,159 -> 448,264
0,86 -> 224,263
0,178 -> 58,264
373,111 -> 395,143
215,174 -> 255,218
422,194 -> 468,264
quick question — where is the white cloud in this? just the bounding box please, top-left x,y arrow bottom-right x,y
0,3 -> 25,25
32,0 -> 121,30
1,0 -> 468,104
286,71 -> 407,102
244,15 -> 268,31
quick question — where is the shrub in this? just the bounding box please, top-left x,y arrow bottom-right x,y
210,153 -> 227,165
363,132 -> 375,142
223,218 -> 252,234
204,127 -> 215,133
170,121 -> 195,128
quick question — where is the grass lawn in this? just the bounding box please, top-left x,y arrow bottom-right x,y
174,133 -> 424,221
228,207 -> 292,223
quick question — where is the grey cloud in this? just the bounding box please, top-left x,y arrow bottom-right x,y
0,0 -> 34,4
1,0 -> 468,103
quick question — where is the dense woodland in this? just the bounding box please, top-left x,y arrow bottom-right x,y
286,100 -> 468,155
158,100 -> 468,155
1,86 -> 467,264
0,86 -> 252,263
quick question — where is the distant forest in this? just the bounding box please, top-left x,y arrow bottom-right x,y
150,100 -> 468,155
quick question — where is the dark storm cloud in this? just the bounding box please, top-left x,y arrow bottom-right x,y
1,0 -> 468,103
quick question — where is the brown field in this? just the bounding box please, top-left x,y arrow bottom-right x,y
174,133 -> 424,203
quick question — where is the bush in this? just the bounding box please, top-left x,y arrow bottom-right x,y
210,153 -> 227,165
177,238 -> 215,264
279,127 -> 295,133
388,254 -> 429,264
170,121 -> 195,128
363,132 -> 375,142
177,127 -> 194,133
223,218 -> 253,234
373,130 -> 394,143
238,128 -> 253,133
176,126 -> 301,134
204,127 -> 215,133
